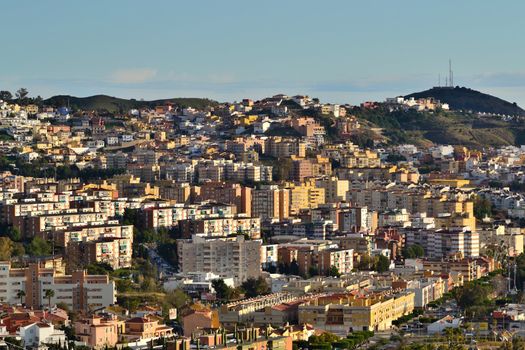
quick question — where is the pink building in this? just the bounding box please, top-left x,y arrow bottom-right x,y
74,315 -> 123,349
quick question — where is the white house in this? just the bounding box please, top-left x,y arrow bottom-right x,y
121,134 -> 134,142
427,315 -> 461,334
106,136 -> 120,146
20,152 -> 39,162
253,120 -> 271,134
86,140 -> 105,149
18,322 -> 66,349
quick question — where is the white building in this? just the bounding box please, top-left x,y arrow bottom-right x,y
427,315 -> 461,334
18,322 -> 67,349
0,262 -> 116,311
178,235 -> 262,286
163,272 -> 235,294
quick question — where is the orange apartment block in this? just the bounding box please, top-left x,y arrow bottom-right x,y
291,156 -> 332,182
197,182 -> 252,216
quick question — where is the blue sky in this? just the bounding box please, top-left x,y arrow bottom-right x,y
2,0 -> 525,106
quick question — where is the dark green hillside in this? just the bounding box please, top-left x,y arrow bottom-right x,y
44,95 -> 219,113
406,87 -> 525,116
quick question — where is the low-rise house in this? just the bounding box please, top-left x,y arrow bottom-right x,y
74,315 -> 123,349
427,315 -> 461,334
18,322 -> 66,349
120,315 -> 173,343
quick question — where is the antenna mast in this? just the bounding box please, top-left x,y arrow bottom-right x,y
449,59 -> 453,87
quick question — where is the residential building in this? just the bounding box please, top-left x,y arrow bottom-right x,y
0,261 -> 116,311
74,315 -> 123,349
298,291 -> 415,334
178,235 -> 262,285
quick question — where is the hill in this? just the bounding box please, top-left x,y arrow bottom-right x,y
44,94 -> 219,113
405,87 -> 525,116
351,107 -> 525,148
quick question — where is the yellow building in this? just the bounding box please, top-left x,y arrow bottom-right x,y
315,177 -> 350,203
298,291 -> 415,334
285,180 -> 326,215
433,200 -> 475,231
429,178 -> 470,188
342,150 -> 381,168
237,115 -> 259,126
8,104 -> 21,112
24,104 -> 39,114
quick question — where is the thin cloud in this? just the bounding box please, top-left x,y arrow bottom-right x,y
469,72 -> 525,88
110,68 -> 157,84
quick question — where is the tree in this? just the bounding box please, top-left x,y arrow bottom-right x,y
158,240 -> 178,267
212,279 -> 232,300
15,88 -> 29,101
308,266 -> 319,277
86,262 -> 113,275
357,254 -> 375,270
0,91 -> 12,101
27,236 -> 52,256
0,237 -> 13,260
411,244 -> 424,257
309,332 -> 340,345
56,302 -> 70,313
7,226 -> 21,242
456,282 -> 492,309
402,244 -> 425,259
386,154 -> 407,163
241,277 -> 270,298
375,255 -> 390,273
116,279 -> 133,293
44,289 -> 55,308
11,242 -> 25,258
123,208 -> 142,228
140,277 -> 157,292
289,260 -> 300,276
3,337 -> 22,349
327,265 -> 341,277
16,290 -> 25,305
164,289 -> 190,309
474,195 -> 492,220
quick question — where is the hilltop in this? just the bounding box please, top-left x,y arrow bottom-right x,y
405,86 -> 525,116
350,106 -> 525,148
44,94 -> 219,113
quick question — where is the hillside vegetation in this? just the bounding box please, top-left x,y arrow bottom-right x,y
352,107 -> 525,148
44,94 -> 219,113
405,87 -> 525,116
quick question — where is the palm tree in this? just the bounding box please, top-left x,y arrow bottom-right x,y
44,289 -> 55,309
16,290 -> 25,305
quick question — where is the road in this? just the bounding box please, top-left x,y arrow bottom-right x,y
141,243 -> 175,278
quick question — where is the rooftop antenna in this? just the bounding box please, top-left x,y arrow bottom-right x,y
449,59 -> 453,87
